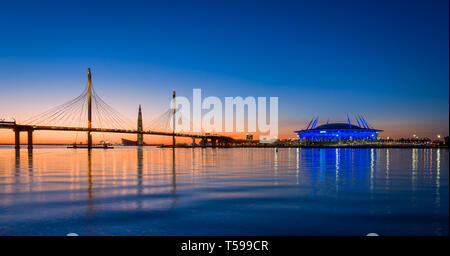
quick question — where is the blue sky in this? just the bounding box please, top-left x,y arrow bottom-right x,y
0,0 -> 448,138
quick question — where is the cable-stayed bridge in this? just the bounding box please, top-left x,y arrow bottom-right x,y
0,68 -> 234,149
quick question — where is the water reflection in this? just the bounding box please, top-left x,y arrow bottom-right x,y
296,148 -> 299,184
386,149 -> 390,191
412,148 -> 418,171
14,150 -> 20,177
28,150 -> 33,175
335,148 -> 339,192
319,149 -> 326,182
436,149 -> 441,209
0,146 -> 447,236
172,148 -> 177,195
137,147 -> 143,209
412,148 -> 418,193
370,148 -> 375,194
274,148 -> 278,173
87,149 -> 94,219
273,148 -> 278,185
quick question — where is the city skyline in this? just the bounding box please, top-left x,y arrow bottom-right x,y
0,0 -> 448,143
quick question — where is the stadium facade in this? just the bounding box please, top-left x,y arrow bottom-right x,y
295,115 -> 383,141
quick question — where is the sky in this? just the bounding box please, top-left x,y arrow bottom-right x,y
0,0 -> 448,143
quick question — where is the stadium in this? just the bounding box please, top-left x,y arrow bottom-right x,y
295,115 -> 383,141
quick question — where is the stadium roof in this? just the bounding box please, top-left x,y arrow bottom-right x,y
296,115 -> 383,132
312,123 -> 364,130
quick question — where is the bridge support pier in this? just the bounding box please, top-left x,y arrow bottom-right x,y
15,130 -> 20,160
27,130 -> 33,150
14,129 -> 20,150
87,132 -> 92,149
211,138 -> 216,148
192,137 -> 196,147
137,133 -> 143,146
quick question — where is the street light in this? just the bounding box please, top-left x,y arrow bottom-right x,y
437,134 -> 441,139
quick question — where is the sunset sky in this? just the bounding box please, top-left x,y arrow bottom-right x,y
0,0 -> 448,144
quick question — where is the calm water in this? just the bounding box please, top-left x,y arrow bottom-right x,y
0,146 -> 448,236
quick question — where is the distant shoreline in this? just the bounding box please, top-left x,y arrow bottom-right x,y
1,144 -> 447,149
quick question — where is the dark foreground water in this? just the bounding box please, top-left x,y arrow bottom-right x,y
0,146 -> 448,236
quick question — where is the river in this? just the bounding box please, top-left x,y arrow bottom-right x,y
0,146 -> 448,235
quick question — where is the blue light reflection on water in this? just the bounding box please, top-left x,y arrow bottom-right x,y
0,146 -> 448,235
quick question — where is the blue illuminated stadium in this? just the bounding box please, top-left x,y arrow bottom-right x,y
295,115 -> 383,141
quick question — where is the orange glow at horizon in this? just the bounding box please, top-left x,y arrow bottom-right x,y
1,120 -> 447,145
0,130 -> 270,144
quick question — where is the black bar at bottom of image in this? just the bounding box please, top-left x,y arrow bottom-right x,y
0,236 -> 448,255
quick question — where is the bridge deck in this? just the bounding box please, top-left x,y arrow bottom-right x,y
0,123 -> 231,140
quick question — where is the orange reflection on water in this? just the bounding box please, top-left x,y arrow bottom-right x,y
0,146 -> 448,235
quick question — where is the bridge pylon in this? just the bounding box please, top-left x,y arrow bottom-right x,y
87,68 -> 93,149
172,90 -> 176,147
137,105 -> 143,146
